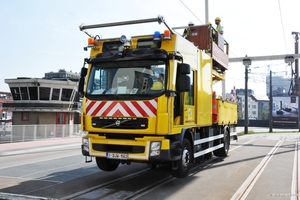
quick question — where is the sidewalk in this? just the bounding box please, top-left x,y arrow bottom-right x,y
236,126 -> 300,133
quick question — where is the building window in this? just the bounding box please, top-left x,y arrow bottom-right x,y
29,87 -> 38,100
61,88 -> 73,101
22,112 -> 29,121
57,113 -> 65,124
52,88 -> 60,100
20,87 -> 29,100
10,87 -> 21,100
40,87 -> 50,100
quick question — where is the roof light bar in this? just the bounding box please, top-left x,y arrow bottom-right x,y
163,30 -> 171,40
153,31 -> 161,41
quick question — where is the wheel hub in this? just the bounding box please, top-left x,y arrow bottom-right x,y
182,148 -> 190,168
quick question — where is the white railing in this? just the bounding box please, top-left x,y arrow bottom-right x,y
0,124 -> 83,143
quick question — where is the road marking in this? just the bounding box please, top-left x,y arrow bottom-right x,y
231,139 -> 284,200
291,140 -> 300,200
229,139 -> 256,152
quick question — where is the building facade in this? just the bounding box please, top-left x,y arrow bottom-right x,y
266,75 -> 292,96
0,91 -> 13,115
233,88 -> 269,120
3,69 -> 80,135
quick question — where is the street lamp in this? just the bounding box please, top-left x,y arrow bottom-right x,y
285,55 -> 295,65
243,55 -> 251,134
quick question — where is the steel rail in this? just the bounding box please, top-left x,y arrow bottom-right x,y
61,168 -> 152,200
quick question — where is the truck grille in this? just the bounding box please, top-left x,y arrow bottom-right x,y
92,117 -> 148,129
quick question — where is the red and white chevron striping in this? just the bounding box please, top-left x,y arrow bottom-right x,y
86,99 -> 158,117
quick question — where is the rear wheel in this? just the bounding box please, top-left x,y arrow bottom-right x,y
95,157 -> 119,171
213,128 -> 230,157
172,138 -> 192,178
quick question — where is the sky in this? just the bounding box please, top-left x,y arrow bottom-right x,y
0,0 -> 299,95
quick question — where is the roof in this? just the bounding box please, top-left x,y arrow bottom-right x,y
251,94 -> 269,101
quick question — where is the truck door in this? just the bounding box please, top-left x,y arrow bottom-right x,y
174,70 -> 195,125
183,71 -> 195,125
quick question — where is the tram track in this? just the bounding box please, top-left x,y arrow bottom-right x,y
231,139 -> 285,200
231,138 -> 300,200
124,176 -> 175,200
62,164 -> 201,199
61,157 -> 220,199
61,168 -> 153,200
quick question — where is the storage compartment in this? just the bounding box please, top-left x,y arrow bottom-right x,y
217,100 -> 238,125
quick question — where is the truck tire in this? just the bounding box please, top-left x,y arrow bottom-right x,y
213,129 -> 230,157
172,138 -> 192,178
96,157 -> 119,171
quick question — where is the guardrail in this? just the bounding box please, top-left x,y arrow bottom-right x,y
0,124 -> 83,144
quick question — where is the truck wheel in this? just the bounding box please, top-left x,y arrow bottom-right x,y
96,157 -> 119,171
172,138 -> 192,178
213,129 -> 230,157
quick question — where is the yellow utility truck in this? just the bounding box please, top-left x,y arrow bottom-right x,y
78,15 -> 237,178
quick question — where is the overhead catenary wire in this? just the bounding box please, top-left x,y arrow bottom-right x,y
179,0 -> 204,25
277,0 -> 288,53
254,62 -> 289,72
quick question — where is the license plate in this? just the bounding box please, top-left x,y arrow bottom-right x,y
106,152 -> 128,160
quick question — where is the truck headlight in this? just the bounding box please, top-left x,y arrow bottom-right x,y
150,141 -> 161,156
82,138 -> 89,152
83,146 -> 89,152
83,138 -> 89,146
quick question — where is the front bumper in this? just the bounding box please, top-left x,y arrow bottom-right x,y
81,136 -> 181,162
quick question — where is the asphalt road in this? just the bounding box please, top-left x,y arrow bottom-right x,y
0,133 -> 300,200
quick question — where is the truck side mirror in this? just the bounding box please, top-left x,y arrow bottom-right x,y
176,63 -> 191,92
177,63 -> 190,75
78,67 -> 87,97
177,75 -> 190,92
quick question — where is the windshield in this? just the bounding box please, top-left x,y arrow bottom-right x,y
86,60 -> 166,96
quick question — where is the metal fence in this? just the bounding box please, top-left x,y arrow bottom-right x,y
0,124 -> 83,144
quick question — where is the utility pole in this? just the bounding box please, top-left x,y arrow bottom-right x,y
292,32 -> 300,131
269,71 -> 273,132
205,0 -> 208,24
292,32 -> 299,95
